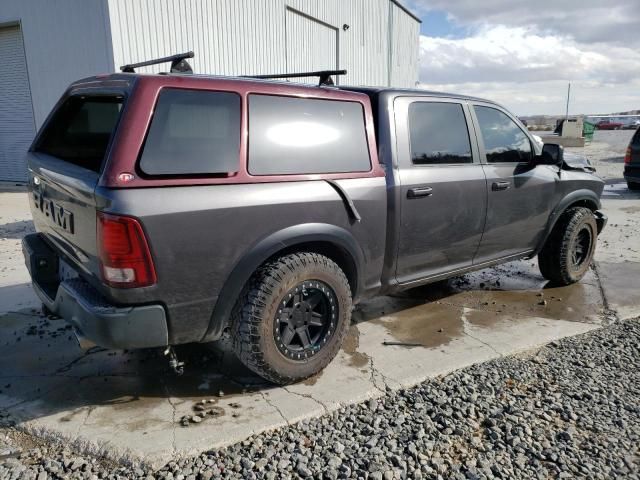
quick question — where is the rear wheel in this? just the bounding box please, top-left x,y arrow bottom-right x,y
627,181 -> 640,191
232,252 -> 352,384
538,207 -> 597,285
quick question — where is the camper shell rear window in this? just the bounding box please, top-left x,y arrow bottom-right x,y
35,95 -> 124,173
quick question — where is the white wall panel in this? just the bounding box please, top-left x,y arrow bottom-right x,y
107,0 -> 419,87
0,25 -> 35,181
0,0 -> 113,128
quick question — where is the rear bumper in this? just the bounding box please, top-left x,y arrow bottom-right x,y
22,233 -> 168,350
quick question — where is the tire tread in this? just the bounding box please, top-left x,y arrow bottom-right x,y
232,252 -> 351,384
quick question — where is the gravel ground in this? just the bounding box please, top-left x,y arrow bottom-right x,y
2,319 -> 638,479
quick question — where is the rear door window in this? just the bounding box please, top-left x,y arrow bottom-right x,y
35,95 -> 123,172
139,88 -> 241,176
473,105 -> 532,163
248,95 -> 371,175
408,102 -> 473,164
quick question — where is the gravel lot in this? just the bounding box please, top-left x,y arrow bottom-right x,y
2,319 -> 638,479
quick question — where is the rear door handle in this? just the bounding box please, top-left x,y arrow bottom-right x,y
407,186 -> 433,198
492,181 -> 511,191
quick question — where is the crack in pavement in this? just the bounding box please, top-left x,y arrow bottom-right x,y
460,309 -> 504,358
162,382 -> 178,456
54,347 -> 109,374
76,406 -> 95,438
368,357 -> 389,394
258,391 -> 290,426
282,387 -> 329,414
591,262 -> 618,325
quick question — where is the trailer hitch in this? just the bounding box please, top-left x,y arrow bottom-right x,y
164,346 -> 185,375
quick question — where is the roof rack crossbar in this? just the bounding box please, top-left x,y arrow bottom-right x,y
120,51 -> 194,74
244,69 -> 347,86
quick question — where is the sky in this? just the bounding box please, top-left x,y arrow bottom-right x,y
403,0 -> 640,116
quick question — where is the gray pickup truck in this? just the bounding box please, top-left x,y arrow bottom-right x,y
22,61 -> 606,384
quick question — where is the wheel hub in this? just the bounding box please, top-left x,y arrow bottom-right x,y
274,280 -> 338,360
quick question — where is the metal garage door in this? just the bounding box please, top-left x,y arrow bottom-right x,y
285,8 -> 339,84
0,25 -> 35,182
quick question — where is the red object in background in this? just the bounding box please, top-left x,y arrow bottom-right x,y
596,120 -> 624,130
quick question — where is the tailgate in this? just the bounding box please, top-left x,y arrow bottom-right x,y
27,153 -> 101,278
26,90 -> 126,279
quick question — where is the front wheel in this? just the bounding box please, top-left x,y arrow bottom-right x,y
232,252 -> 352,384
538,207 -> 598,285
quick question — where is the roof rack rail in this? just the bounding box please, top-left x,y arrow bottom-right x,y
244,69 -> 347,86
120,51 -> 194,74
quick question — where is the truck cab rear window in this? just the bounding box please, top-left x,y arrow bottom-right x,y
35,96 -> 123,172
248,95 -> 371,175
139,89 -> 241,176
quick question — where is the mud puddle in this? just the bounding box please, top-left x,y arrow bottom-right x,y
0,310 -> 271,430
355,260 -> 604,350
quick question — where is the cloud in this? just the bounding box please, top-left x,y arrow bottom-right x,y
403,1 -> 639,114
407,0 -> 640,46
416,23 -> 640,115
419,25 -> 640,85
419,78 -> 640,115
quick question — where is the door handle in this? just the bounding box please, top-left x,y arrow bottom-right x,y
492,181 -> 511,191
407,186 -> 433,198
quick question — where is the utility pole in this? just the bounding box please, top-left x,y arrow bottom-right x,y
565,83 -> 571,120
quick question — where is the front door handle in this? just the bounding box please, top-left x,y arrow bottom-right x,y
492,181 -> 511,191
407,186 -> 433,198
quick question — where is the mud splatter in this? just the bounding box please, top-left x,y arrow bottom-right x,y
342,325 -> 369,368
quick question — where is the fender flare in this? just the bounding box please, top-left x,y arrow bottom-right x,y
533,189 -> 601,255
201,223 -> 365,342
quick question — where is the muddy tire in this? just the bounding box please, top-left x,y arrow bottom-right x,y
627,181 -> 640,191
232,252 -> 352,385
538,207 -> 597,285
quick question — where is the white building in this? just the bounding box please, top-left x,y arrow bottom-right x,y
0,0 -> 420,182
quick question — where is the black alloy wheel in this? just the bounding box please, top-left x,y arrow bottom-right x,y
571,226 -> 593,269
274,280 -> 337,360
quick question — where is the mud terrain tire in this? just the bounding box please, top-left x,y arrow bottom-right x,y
232,252 -> 352,384
538,207 -> 597,285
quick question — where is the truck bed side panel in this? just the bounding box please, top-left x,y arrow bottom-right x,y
96,178 -> 387,344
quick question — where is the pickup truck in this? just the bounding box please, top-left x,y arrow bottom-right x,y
22,62 -> 607,384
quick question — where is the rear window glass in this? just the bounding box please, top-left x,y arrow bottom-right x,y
139,89 -> 241,176
248,95 -> 371,175
35,95 -> 123,172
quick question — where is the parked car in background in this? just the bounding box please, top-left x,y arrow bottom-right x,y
624,127 -> 640,190
622,120 -> 640,130
596,120 -> 624,130
21,55 -> 607,384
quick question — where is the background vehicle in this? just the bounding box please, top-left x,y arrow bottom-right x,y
21,57 -> 607,384
624,127 -> 640,190
596,120 -> 624,130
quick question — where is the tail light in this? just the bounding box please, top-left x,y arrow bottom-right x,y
97,212 -> 157,288
624,146 -> 631,164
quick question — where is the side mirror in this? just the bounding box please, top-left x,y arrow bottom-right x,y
534,143 -> 564,166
